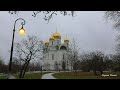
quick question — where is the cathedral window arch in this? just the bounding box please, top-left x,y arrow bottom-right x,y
60,46 -> 67,50
52,54 -> 54,60
63,53 -> 65,60
57,40 -> 59,45
52,41 -> 53,46
67,43 -> 68,47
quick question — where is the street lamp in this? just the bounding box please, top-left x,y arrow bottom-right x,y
8,18 -> 26,79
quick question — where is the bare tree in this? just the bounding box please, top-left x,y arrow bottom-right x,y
11,57 -> 21,74
105,11 -> 120,29
110,54 -> 120,72
9,11 -> 75,22
80,51 -> 105,76
90,51 -> 104,75
68,38 -> 80,72
0,56 -> 9,74
103,55 -> 113,71
105,12 -> 120,70
32,60 -> 43,73
0,56 -> 4,65
14,35 -> 43,78
80,53 -> 92,72
0,56 -> 5,73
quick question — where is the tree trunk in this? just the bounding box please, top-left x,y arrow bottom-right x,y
71,65 -> 72,72
22,61 -> 30,78
99,70 -> 103,75
74,62 -> 77,73
19,61 -> 30,78
93,70 -> 97,76
40,66 -> 42,74
19,62 -> 27,78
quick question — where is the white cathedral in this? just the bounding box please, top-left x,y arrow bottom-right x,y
42,31 -> 71,70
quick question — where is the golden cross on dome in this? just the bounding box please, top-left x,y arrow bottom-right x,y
56,26 -> 57,32
66,34 -> 67,38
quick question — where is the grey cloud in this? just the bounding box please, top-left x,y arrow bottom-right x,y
0,11 -> 117,63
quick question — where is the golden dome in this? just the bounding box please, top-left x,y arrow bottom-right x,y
64,38 -> 69,42
49,36 -> 54,40
52,32 -> 61,39
44,41 -> 49,44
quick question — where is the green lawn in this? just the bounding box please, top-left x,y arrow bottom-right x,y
52,71 -> 120,79
0,74 -> 6,79
0,72 -> 51,79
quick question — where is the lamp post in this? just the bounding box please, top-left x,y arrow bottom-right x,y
8,18 -> 26,79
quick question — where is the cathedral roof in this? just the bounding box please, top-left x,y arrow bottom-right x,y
44,40 -> 49,44
45,31 -> 70,43
64,38 -> 69,42
52,31 -> 61,39
49,36 -> 54,40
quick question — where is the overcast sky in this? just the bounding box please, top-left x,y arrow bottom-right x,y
0,11 -> 117,64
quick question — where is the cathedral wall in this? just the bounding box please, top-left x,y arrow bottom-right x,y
53,38 -> 61,46
43,32 -> 71,70
45,50 -> 70,70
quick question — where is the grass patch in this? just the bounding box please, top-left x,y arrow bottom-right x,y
18,72 -> 51,79
0,72 -> 51,79
0,74 -> 7,79
52,71 -> 120,79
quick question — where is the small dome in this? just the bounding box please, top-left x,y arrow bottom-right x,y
52,32 -> 61,39
49,36 -> 54,40
44,41 -> 49,44
64,38 -> 69,42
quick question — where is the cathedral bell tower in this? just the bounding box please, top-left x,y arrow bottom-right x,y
49,36 -> 54,46
44,40 -> 49,52
51,31 -> 61,46
64,37 -> 69,47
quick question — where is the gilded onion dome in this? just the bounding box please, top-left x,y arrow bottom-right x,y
44,40 -> 49,45
52,31 -> 61,39
49,36 -> 55,40
64,38 -> 69,42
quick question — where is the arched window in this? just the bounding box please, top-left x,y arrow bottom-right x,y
52,41 -> 53,45
60,46 -> 67,50
52,54 -> 54,60
63,53 -> 65,60
67,43 -> 68,46
57,40 -> 59,45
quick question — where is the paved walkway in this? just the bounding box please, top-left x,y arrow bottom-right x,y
6,74 -> 16,79
41,73 -> 56,79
